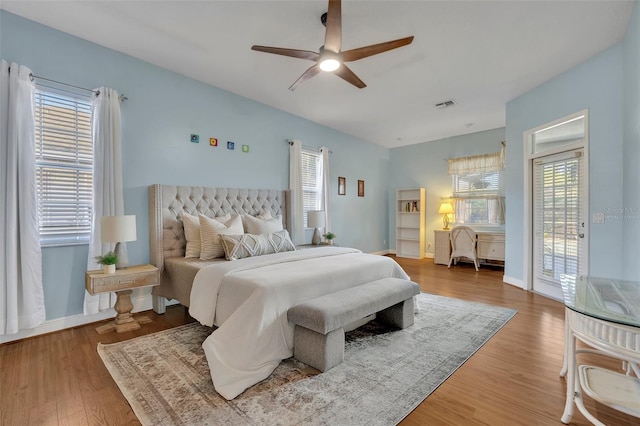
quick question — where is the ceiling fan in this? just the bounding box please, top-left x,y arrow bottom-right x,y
251,0 -> 414,91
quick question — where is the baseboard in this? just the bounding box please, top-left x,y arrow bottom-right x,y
503,275 -> 525,289
0,293 -> 179,345
371,249 -> 392,255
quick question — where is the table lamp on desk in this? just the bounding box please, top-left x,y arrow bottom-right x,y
307,210 -> 325,246
438,202 -> 454,230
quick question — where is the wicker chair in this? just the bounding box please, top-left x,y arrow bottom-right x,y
447,226 -> 479,272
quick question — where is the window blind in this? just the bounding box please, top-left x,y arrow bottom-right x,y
533,150 -> 584,285
34,89 -> 93,245
301,149 -> 322,227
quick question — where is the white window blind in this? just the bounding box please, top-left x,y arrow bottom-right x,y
533,151 -> 583,284
301,148 -> 322,227
34,88 -> 93,245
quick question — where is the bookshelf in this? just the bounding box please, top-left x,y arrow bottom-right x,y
396,188 -> 426,259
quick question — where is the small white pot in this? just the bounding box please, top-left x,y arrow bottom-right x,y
327,239 -> 334,245
103,264 -> 116,274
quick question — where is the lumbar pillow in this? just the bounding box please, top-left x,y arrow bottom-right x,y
220,229 -> 296,261
242,214 -> 283,234
199,214 -> 243,260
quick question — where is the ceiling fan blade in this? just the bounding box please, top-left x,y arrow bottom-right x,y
251,45 -> 319,61
334,64 -> 366,89
341,36 -> 414,62
323,0 -> 342,53
289,64 -> 321,91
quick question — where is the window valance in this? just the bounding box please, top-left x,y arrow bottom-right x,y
448,142 -> 505,175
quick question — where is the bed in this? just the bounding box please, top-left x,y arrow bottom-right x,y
148,184 -> 412,400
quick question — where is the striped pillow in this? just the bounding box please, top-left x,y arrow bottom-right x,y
182,212 -> 230,258
199,214 -> 243,260
220,230 -> 296,261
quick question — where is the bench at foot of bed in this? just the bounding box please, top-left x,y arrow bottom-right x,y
287,277 -> 420,372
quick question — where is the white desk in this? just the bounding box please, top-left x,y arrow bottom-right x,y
559,275 -> 640,425
434,229 -> 505,266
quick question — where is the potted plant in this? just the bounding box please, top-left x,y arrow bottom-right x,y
323,232 -> 336,245
95,251 -> 118,274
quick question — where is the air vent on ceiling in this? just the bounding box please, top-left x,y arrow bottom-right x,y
435,99 -> 456,109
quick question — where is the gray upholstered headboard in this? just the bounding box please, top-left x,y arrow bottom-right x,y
148,184 -> 291,273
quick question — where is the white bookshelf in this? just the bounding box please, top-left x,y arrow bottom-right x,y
396,188 -> 426,259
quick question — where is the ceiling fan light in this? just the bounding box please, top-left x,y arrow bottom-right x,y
319,58 -> 341,72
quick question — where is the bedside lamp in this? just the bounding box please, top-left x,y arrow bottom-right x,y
307,210 -> 325,246
438,202 -> 454,230
101,215 -> 137,269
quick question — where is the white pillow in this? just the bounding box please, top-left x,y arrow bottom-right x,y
199,214 -> 243,260
182,212 -> 230,258
181,213 -> 201,258
243,214 -> 283,234
220,230 -> 296,261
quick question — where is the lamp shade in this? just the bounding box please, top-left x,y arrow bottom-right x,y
438,202 -> 454,214
307,210 -> 325,229
101,215 -> 137,243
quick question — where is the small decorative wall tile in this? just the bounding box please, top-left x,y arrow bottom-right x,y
242,145 -> 249,153
227,141 -> 235,150
190,134 -> 199,143
209,138 -> 218,147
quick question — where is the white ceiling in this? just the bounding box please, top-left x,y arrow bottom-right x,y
1,1 -> 633,148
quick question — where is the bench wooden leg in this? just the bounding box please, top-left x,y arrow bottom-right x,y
377,298 -> 415,329
294,325 -> 345,372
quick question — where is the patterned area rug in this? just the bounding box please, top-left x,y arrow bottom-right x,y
98,293 -> 516,426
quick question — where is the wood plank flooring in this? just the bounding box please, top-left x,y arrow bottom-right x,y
1,256 -> 637,425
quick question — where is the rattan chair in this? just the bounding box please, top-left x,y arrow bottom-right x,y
447,226 -> 479,272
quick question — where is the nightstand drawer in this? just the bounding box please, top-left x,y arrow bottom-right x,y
85,264 -> 159,295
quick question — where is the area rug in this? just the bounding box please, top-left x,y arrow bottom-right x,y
98,293 -> 516,426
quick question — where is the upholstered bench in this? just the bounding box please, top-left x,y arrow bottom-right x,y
287,277 -> 420,372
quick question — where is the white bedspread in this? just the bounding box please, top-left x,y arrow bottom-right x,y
189,247 -> 410,400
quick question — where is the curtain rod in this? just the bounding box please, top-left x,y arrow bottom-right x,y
443,140 -> 505,162
8,66 -> 127,102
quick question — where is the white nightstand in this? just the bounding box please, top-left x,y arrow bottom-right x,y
85,264 -> 159,334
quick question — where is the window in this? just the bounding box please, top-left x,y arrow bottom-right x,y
301,148 -> 323,227
34,88 -> 93,245
448,145 -> 505,226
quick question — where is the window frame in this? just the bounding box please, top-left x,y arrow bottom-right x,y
34,86 -> 94,247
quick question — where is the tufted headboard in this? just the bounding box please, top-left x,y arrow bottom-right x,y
148,184 -> 291,273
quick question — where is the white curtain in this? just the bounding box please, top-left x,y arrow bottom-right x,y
288,139 -> 304,245
320,147 -> 331,234
84,87 -> 123,315
0,60 -> 45,335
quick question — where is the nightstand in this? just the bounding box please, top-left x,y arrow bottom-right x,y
85,264 -> 159,334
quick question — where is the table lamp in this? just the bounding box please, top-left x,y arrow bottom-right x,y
307,210 -> 325,245
101,215 -> 137,269
438,202 -> 454,230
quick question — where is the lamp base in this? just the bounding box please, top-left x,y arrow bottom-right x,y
312,228 -> 322,245
442,215 -> 450,230
114,242 -> 129,269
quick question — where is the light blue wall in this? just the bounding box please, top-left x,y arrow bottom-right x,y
1,11 -> 391,320
505,44 -> 625,282
388,128 -> 505,256
623,2 -> 640,280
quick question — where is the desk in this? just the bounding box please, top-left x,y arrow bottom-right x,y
434,229 -> 505,266
559,275 -> 640,425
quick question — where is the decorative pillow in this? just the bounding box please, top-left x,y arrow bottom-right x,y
182,212 -> 230,258
181,212 -> 201,258
242,214 -> 283,234
199,214 -> 243,260
220,229 -> 296,261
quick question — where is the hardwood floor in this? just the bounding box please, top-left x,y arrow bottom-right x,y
0,257 -> 636,425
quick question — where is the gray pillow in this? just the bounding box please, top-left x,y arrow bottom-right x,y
220,229 -> 296,261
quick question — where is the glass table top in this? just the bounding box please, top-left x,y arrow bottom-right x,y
560,275 -> 640,328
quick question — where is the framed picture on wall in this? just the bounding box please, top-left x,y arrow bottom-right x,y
338,177 -> 346,195
358,180 -> 365,197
